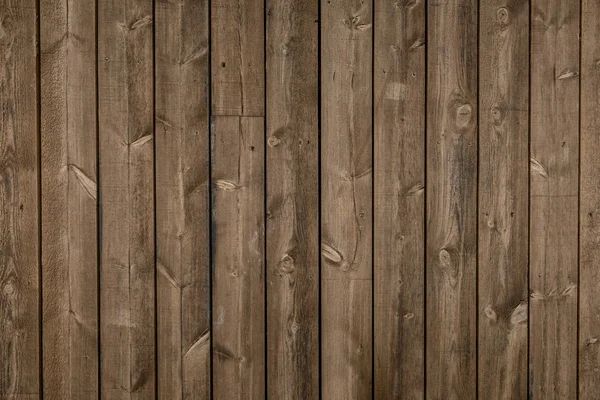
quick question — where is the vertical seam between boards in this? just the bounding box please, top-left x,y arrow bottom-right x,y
423,0 -> 428,397
152,0 -> 158,397
95,0 -> 102,396
37,0 -> 43,397
475,0 -> 480,396
577,1 -> 583,398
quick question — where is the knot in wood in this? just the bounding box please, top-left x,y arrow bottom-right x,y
456,104 -> 472,128
497,7 -> 509,25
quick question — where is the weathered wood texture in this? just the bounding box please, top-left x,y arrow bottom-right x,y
321,0 -> 372,398
0,0 -> 40,398
529,0 -> 580,398
426,0 -> 478,398
211,116 -> 265,400
478,1 -> 529,399
265,0 -> 319,398
581,0 -> 600,396
373,0 -> 425,398
40,0 -> 98,398
98,0 -> 155,398
155,0 -> 210,399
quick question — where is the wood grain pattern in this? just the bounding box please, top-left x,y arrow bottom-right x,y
426,0 -> 478,398
580,0 -> 600,396
265,0 -> 319,398
529,1 -> 579,398
40,0 -> 98,398
478,1 -> 529,399
321,0 -> 372,398
98,0 -> 155,398
155,0 -> 210,398
211,0 -> 264,117
0,0 -> 40,398
373,0 -> 425,398
211,116 -> 265,400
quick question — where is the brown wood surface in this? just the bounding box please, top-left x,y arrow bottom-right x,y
373,0 -> 425,398
426,0 -> 478,398
478,1 -> 529,399
0,0 -> 40,398
155,0 -> 210,398
211,116 -> 265,400
529,0 -> 579,398
98,0 -> 155,398
321,0 -> 372,398
265,0 -> 319,398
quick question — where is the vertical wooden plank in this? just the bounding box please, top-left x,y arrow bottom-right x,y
373,0 -> 425,398
0,0 -> 40,398
265,0 -> 319,398
211,116 -> 265,400
581,0 -> 600,396
211,0 -> 264,117
478,1 -> 529,399
40,0 -> 98,398
426,0 -> 477,398
529,1 -> 579,398
155,0 -> 210,398
321,0 -> 372,398
98,0 -> 155,398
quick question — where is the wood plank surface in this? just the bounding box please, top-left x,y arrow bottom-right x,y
98,0 -> 155,398
211,0 -> 264,117
265,0 -> 319,398
211,116 -> 265,400
155,0 -> 210,398
477,1 -> 529,399
321,0 -> 372,398
580,0 -> 600,396
373,0 -> 425,398
529,1 -> 579,398
426,0 -> 478,398
0,0 -> 40,398
40,0 -> 98,398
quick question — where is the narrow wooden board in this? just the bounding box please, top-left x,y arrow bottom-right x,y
478,1 -> 529,399
580,0 -> 600,395
373,0 -> 425,398
155,0 -> 210,398
211,116 -> 265,400
529,1 -> 579,398
211,0 -> 264,117
321,0 -> 372,398
98,0 -> 155,398
0,0 -> 40,398
40,0 -> 98,398
426,0 -> 478,398
265,0 -> 319,398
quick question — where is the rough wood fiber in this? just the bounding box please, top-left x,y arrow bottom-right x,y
265,0 -> 319,398
211,0 -> 264,116
321,0 -> 372,398
98,0 -> 155,398
373,0 -> 424,398
211,116 -> 265,400
426,0 -> 478,398
478,1 -> 529,399
0,0 -> 40,398
529,1 -> 579,398
580,1 -> 600,396
40,0 -> 98,398
155,0 -> 210,398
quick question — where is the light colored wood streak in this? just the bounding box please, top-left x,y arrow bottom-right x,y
580,1 -> 600,396
265,0 -> 319,398
98,0 -> 155,398
529,1 -> 579,398
155,0 -> 210,398
41,0 -> 98,398
211,116 -> 265,400
373,0 -> 425,397
321,0 -> 372,398
211,0 -> 264,117
426,0 -> 478,398
478,1 -> 529,399
0,0 -> 40,398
